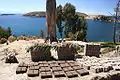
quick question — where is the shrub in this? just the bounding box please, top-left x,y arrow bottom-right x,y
8,36 -> 16,43
64,38 -> 73,41
0,26 -> 12,39
25,37 -> 30,41
0,38 -> 7,44
31,36 -> 37,40
17,35 -> 26,40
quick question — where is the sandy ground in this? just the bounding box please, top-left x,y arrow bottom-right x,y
0,40 -> 120,80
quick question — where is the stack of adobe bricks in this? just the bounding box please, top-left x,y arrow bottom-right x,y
84,44 -> 101,57
56,43 -> 77,60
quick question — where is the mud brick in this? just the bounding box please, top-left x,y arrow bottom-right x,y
27,70 -> 34,77
52,67 -> 62,72
77,69 -> 89,76
33,63 -> 39,66
28,62 -> 35,66
43,64 -> 49,67
63,67 -> 73,72
39,64 -> 44,67
41,72 -> 46,78
103,67 -> 110,72
108,66 -> 113,70
39,63 -> 49,67
90,66 -> 103,73
29,66 -> 35,70
69,63 -> 79,67
70,71 -> 78,77
83,65 -> 91,70
72,66 -> 83,70
38,61 -> 43,64
114,66 -> 120,71
66,60 -> 74,63
57,61 -> 66,64
48,61 -> 57,64
33,70 -> 39,76
18,62 -> 28,67
40,67 -> 46,72
16,67 -> 21,74
44,67 -> 51,72
54,71 -> 66,77
49,63 -> 59,67
46,72 -> 52,78
27,70 -> 39,77
29,62 -> 39,66
19,63 -> 28,67
40,67 -> 51,72
22,64 -> 28,67
60,63 -> 70,68
66,71 -> 78,78
18,63 -> 24,67
65,71 -> 72,78
21,67 -> 27,73
34,66 -> 39,70
41,72 -> 52,78
42,61 -> 48,64
16,67 -> 27,74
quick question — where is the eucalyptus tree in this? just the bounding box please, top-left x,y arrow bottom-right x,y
56,5 -> 64,38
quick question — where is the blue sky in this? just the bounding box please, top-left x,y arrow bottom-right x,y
0,0 -> 118,15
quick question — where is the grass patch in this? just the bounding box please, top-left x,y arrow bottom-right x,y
89,42 -> 120,48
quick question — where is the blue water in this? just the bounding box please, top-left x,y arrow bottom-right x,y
0,14 -> 116,42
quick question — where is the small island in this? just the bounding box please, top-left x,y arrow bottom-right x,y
0,14 -> 16,16
23,11 -> 88,18
23,11 -> 46,17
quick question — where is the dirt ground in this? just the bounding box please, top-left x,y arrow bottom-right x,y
0,40 -> 120,80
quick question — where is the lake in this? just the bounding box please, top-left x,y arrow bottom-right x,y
0,14 -> 115,42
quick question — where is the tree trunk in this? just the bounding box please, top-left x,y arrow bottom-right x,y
46,0 -> 57,43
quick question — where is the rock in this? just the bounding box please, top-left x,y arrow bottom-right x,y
5,53 -> 18,63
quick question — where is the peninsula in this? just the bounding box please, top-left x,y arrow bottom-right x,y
23,11 -> 88,18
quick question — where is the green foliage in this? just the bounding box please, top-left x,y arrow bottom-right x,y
27,43 -> 52,54
0,26 -> 12,39
0,38 -> 7,44
101,42 -> 118,48
94,15 -> 113,21
8,36 -> 16,43
56,3 -> 87,41
56,5 -> 64,38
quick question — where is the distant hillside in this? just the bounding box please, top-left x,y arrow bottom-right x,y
23,11 -> 88,17
23,11 -> 46,17
76,12 -> 88,17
